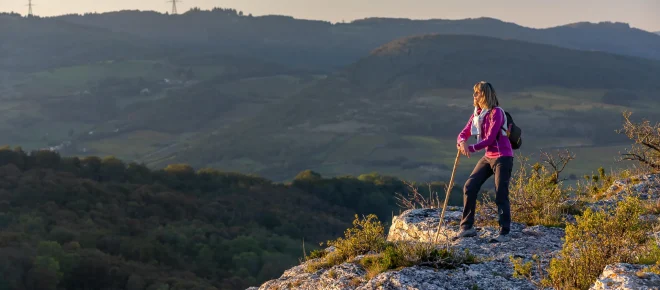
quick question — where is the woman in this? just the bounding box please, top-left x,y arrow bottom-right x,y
455,81 -> 514,243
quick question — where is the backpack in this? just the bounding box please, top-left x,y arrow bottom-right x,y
497,107 -> 522,150
496,108 -> 522,150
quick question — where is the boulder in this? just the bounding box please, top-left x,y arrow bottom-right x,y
254,262 -> 366,290
590,263 -> 660,290
387,208 -> 565,261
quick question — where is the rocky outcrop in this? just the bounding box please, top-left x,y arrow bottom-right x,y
249,174 -> 660,290
606,174 -> 660,198
251,208 -> 564,290
590,263 -> 660,290
359,263 -> 535,290
588,174 -> 660,211
248,262 -> 366,290
386,206 -> 463,243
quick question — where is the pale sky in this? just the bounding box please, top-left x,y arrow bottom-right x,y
3,0 -> 660,32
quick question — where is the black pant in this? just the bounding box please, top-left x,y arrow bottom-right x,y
460,156 -> 514,234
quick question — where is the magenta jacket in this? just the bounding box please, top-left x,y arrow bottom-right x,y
457,107 -> 514,158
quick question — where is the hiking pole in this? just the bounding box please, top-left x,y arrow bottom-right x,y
434,149 -> 461,244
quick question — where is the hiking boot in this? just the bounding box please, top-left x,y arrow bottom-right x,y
489,233 -> 511,243
455,227 -> 477,239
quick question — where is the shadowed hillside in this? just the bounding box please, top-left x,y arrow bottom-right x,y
147,34 -> 660,181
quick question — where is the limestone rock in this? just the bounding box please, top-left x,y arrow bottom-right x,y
250,208 -> 564,290
606,174 -> 660,198
388,208 -> 564,262
590,263 -> 660,290
361,261 -> 538,290
249,173 -> 660,290
386,207 -> 463,243
255,262 -> 366,290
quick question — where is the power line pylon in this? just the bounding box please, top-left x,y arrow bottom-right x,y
27,0 -> 34,17
167,0 -> 181,15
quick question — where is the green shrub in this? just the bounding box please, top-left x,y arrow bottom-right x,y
478,152 -> 576,228
574,166 -> 628,201
510,255 -> 533,280
546,196 -> 651,290
509,254 -> 549,288
307,249 -> 327,260
305,214 -> 386,272
327,214 -> 386,260
637,243 -> 660,265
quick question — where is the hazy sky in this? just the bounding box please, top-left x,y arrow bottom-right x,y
4,0 -> 660,32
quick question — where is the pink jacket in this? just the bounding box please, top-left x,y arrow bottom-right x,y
457,107 -> 514,158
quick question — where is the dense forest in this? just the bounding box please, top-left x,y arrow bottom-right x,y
0,146 -> 456,290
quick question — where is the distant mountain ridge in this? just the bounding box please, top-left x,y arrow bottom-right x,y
3,10 -> 660,72
50,10 -> 660,69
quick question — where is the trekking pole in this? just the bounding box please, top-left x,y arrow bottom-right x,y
434,149 -> 461,244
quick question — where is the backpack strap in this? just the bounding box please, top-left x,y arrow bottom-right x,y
494,107 -> 507,138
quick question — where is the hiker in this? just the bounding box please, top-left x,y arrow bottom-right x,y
455,81 -> 514,243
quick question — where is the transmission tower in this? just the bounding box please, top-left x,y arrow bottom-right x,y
167,0 -> 181,14
27,0 -> 34,17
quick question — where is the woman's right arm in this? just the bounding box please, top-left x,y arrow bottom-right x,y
457,117 -> 472,145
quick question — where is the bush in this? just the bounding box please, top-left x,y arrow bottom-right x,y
478,151 -> 577,228
305,214 -> 386,272
546,196 -> 651,290
576,167 -> 616,200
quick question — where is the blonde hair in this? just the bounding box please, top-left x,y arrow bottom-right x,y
473,81 -> 499,109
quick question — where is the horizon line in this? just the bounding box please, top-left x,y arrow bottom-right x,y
1,8 -> 658,33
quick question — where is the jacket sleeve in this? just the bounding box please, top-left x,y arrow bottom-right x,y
457,116 -> 472,144
469,109 -> 504,152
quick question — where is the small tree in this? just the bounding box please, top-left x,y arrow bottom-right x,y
618,111 -> 660,172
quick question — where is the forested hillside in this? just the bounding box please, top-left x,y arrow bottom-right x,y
0,146 -> 456,290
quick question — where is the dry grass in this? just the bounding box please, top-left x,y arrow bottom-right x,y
304,213 -> 477,280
